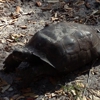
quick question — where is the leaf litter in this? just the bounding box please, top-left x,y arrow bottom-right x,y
0,0 -> 100,100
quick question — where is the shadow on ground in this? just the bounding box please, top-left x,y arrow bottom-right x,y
0,59 -> 98,95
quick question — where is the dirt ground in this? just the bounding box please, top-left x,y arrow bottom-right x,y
0,0 -> 100,100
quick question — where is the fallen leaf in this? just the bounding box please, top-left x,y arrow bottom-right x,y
6,39 -> 13,42
71,90 -> 76,96
11,33 -> 25,38
76,82 -> 85,88
36,1 -> 42,7
82,96 -> 87,100
10,42 -> 25,46
17,42 -> 25,46
89,95 -> 100,100
89,89 -> 100,97
64,4 -> 72,10
77,97 -> 80,100
1,85 -> 10,93
45,93 -> 52,98
62,91 -> 66,96
55,89 -> 63,94
16,6 -> 21,14
74,1 -> 85,6
51,93 -> 56,97
20,25 -> 27,29
0,0 -> 5,2
51,17 -> 59,21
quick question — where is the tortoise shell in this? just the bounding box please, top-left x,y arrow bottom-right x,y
25,22 -> 100,72
3,22 -> 100,73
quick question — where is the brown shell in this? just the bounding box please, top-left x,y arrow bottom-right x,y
26,22 -> 100,72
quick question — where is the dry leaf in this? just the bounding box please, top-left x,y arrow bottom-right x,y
89,89 -> 100,97
51,93 -> 56,97
89,95 -> 100,100
10,42 -> 24,46
55,89 -> 63,94
20,25 -> 27,29
23,93 -> 38,98
71,90 -> 76,96
16,6 -> 21,14
1,85 -> 10,93
17,42 -> 25,46
10,33 -> 25,40
62,91 -> 66,95
36,1 -> 42,7
6,39 -> 13,42
74,1 -> 85,6
77,97 -> 80,100
51,17 -> 59,21
0,0 -> 5,2
76,82 -> 85,88
45,93 -> 51,96
54,13 -> 57,18
64,4 -> 72,10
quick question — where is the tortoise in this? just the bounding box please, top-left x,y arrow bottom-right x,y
3,22 -> 100,77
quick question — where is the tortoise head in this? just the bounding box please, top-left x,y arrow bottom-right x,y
3,48 -> 32,73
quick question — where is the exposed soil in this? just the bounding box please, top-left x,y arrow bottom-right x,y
0,0 -> 100,100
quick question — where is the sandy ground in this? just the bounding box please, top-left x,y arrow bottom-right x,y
0,0 -> 100,100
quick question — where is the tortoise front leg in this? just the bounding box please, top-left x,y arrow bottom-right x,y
3,48 -> 31,73
3,52 -> 22,73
